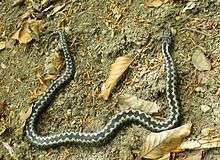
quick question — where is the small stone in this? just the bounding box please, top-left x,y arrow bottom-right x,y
192,49 -> 211,71
200,105 -> 211,113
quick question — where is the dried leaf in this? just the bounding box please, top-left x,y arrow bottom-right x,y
12,22 -> 32,44
99,55 -> 134,100
45,51 -> 64,75
29,20 -> 43,40
43,74 -> 58,81
118,94 -> 160,113
15,107 -> 32,134
48,4 -> 66,17
158,153 -> 170,160
12,20 -> 43,44
145,0 -> 169,7
199,137 -> 220,148
180,140 -> 201,150
0,41 -> 6,50
186,150 -> 203,160
180,135 -> 220,149
140,123 -> 192,159
29,88 -> 44,101
192,49 -> 211,71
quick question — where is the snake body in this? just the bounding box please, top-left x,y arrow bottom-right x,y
25,30 -> 179,147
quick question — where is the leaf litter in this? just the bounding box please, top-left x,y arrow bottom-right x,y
140,123 -> 192,159
99,55 -> 134,100
12,19 -> 43,44
118,94 -> 160,113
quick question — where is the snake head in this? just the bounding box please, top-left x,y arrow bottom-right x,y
162,29 -> 172,46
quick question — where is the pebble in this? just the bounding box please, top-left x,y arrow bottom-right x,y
192,49 -> 211,71
200,105 -> 211,113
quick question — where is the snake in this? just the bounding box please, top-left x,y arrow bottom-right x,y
25,29 -> 180,147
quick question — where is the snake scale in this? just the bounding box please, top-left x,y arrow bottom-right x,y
25,29 -> 179,147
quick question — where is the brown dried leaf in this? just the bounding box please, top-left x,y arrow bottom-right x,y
43,74 -> 58,81
180,135 -> 220,149
45,51 -> 64,75
28,88 -> 44,101
140,123 -> 192,159
158,153 -> 170,160
145,0 -> 169,7
12,20 -> 43,44
192,49 -> 211,71
12,22 -> 32,44
118,94 -> 160,113
15,107 -> 32,134
99,55 -> 134,100
29,20 -> 43,38
186,150 -> 203,160
48,4 -> 66,17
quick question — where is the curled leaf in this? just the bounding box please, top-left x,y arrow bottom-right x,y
99,55 -> 134,100
12,20 -> 43,44
140,123 -> 192,159
12,22 -> 32,44
118,94 -> 160,113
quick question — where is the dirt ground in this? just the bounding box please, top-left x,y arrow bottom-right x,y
0,0 -> 220,160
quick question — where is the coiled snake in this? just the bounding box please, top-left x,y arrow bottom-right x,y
25,29 -> 179,147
